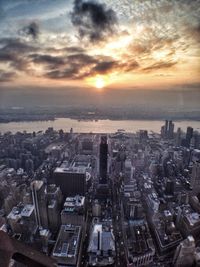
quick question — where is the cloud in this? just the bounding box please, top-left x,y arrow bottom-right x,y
92,60 -> 117,73
30,54 -> 65,69
0,35 -> 140,81
70,0 -> 118,42
0,38 -> 38,54
184,22 -> 200,42
0,38 -> 38,72
0,70 -> 16,82
39,53 -> 139,80
19,22 -> 40,39
143,61 -> 177,72
65,46 -> 86,54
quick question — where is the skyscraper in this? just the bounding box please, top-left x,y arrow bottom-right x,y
161,120 -> 174,139
31,180 -> 48,229
165,120 -> 169,137
53,167 -> 86,197
99,135 -> 108,184
191,161 -> 200,195
168,120 -> 174,139
176,127 -> 182,146
186,127 -> 193,147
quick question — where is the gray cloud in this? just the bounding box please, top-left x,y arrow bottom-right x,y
0,38 -> 38,72
30,54 -> 65,69
184,22 -> 200,42
71,0 -> 118,42
42,54 -> 139,80
19,22 -> 40,39
143,61 -> 177,72
0,70 -> 16,82
0,38 -> 38,54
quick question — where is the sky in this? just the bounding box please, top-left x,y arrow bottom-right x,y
0,0 -> 200,90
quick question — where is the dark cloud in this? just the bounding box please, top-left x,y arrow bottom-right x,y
38,52 -> 139,80
0,38 -> 37,72
0,70 -> 16,82
19,22 -> 39,39
65,46 -> 86,54
0,38 -> 38,54
0,35 -> 140,81
0,52 -> 16,62
92,60 -> 117,73
143,61 -> 177,72
30,54 -> 65,69
71,0 -> 117,42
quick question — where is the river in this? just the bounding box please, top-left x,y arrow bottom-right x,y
0,118 -> 199,134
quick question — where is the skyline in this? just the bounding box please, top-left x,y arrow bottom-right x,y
0,0 -> 200,90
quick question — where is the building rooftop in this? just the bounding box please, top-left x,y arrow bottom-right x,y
88,219 -> 115,266
185,212 -> 200,226
31,180 -> 44,191
52,224 -> 82,266
21,205 -> 34,217
7,204 -> 34,220
54,166 -> 87,174
64,195 -> 85,208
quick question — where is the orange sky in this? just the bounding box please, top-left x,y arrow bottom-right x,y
0,0 -> 199,90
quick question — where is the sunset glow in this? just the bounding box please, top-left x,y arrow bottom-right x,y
0,0 -> 199,90
95,77 -> 105,89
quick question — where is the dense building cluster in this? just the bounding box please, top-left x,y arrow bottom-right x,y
0,122 -> 200,266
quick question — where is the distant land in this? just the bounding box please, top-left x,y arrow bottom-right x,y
0,86 -> 200,122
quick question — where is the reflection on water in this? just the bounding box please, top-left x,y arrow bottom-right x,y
0,118 -> 199,134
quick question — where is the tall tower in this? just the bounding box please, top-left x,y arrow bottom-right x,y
168,120 -> 174,139
186,127 -> 193,147
99,135 -> 108,184
191,161 -> 200,195
176,127 -> 182,146
31,180 -> 48,229
164,120 -> 169,138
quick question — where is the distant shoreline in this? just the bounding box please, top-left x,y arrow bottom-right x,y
0,116 -> 200,124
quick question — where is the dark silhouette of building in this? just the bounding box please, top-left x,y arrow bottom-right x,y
165,120 -> 169,137
168,120 -> 174,139
53,167 -> 86,197
186,127 -> 193,147
99,136 -> 108,184
161,120 -> 174,139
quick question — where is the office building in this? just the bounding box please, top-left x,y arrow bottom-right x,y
191,161 -> 200,195
54,166 -> 86,197
99,136 -> 108,184
87,218 -> 115,266
31,180 -> 48,229
52,224 -> 82,267
186,127 -> 193,147
61,195 -> 85,225
173,235 -> 195,267
7,203 -> 36,236
126,221 -> 155,267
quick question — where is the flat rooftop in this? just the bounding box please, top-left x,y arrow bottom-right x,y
54,166 -> 87,174
7,204 -> 34,221
64,195 -> 85,208
52,225 -> 82,266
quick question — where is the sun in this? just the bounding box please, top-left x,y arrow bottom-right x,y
95,77 -> 105,89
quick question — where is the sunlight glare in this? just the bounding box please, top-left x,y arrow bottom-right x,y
95,77 -> 105,89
